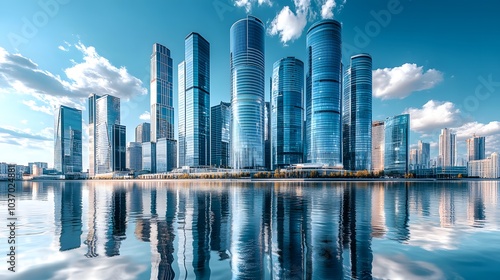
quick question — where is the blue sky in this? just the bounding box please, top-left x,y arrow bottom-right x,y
0,0 -> 499,169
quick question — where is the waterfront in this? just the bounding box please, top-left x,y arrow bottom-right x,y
1,180 -> 500,279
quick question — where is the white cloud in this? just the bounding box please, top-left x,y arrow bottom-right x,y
0,43 -> 147,114
139,111 -> 150,121
20,120 -> 28,125
234,0 -> 272,12
454,121 -> 500,141
58,45 -> 69,52
373,63 -> 444,100
269,0 -> 311,45
404,100 -> 463,134
321,0 -> 336,19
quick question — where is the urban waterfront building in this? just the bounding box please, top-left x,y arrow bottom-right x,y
28,162 -> 48,175
306,19 -> 343,167
126,142 -> 142,171
210,102 -> 231,168
142,142 -> 156,173
384,114 -> 409,175
417,140 -> 430,169
439,128 -> 457,167
371,121 -> 385,173
230,16 -> 265,169
342,54 -> 372,171
88,94 -> 126,175
271,57 -> 304,169
178,33 -> 210,167
156,138 -> 177,172
150,43 -> 177,171
468,152 -> 500,178
409,149 -> 418,171
135,122 -> 151,143
54,105 -> 83,174
466,134 -> 486,162
265,101 -> 271,170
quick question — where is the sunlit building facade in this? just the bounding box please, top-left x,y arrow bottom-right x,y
126,142 -> 142,171
468,152 -> 500,178
384,114 -> 409,175
135,122 -> 150,143
439,128 -> 456,167
157,138 -> 177,172
142,142 -> 156,173
306,19 -> 342,167
342,54 -> 372,171
230,16 -> 265,169
467,134 -> 486,162
211,102 -> 231,168
371,121 -> 385,173
271,57 -> 304,169
54,105 -> 82,174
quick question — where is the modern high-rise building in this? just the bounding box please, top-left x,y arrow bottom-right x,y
135,122 -> 151,143
306,19 -> 342,167
265,101 -> 271,170
384,114 -> 409,175
142,142 -> 156,173
28,162 -> 48,175
271,57 -> 304,170
466,134 -> 486,162
417,140 -> 430,169
342,54 -> 372,171
211,102 -> 231,168
156,138 -> 177,172
54,105 -> 82,174
468,152 -> 500,178
230,16 -> 265,169
371,121 -> 385,173
126,142 -> 142,171
150,43 -> 176,172
439,128 -> 457,167
409,149 -> 418,170
88,94 -> 126,175
178,32 -> 210,167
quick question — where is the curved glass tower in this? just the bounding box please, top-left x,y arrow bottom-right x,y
384,114 -> 409,175
343,54 -> 372,171
306,20 -> 342,167
271,57 -> 304,170
230,16 -> 265,169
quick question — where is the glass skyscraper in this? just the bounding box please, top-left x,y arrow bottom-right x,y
135,122 -> 150,143
306,20 -> 342,167
384,114 -> 409,175
439,128 -> 457,167
178,33 -> 210,167
126,142 -> 142,171
150,43 -> 176,171
466,134 -> 485,161
417,140 -> 430,169
343,54 -> 372,171
271,57 -> 304,169
88,93 -> 101,176
211,102 -> 231,168
156,138 -> 177,172
142,142 -> 156,173
230,16 -> 265,169
54,105 -> 82,174
371,120 -> 385,173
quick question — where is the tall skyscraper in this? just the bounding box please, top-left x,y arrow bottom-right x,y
230,16 -> 265,169
306,19 -> 342,167
271,57 -> 304,170
439,128 -> 456,167
88,93 -> 101,176
371,121 -> 385,173
466,134 -> 486,162
156,138 -> 177,172
126,142 -> 142,171
178,33 -> 210,167
54,105 -> 82,174
409,149 -> 418,170
150,43 -> 176,172
135,122 -> 151,143
342,53 -> 372,171
265,101 -> 271,170
384,114 -> 409,175
142,142 -> 156,173
89,94 -> 126,175
211,102 -> 231,168
417,140 -> 430,169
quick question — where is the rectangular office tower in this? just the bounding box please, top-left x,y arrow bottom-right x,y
417,140 -> 430,169
439,128 -> 457,167
142,142 -> 156,173
88,94 -> 126,175
135,122 -> 151,143
178,33 -> 210,167
371,120 -> 385,173
467,134 -> 485,161
54,105 -> 82,174
156,138 -> 177,172
384,114 -> 409,175
211,102 -> 231,168
150,43 -> 177,171
126,142 -> 142,171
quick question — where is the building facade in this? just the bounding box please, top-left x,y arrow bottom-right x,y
271,57 -> 304,169
126,142 -> 142,171
468,152 -> 499,178
306,20 -> 343,167
135,122 -> 151,143
230,16 -> 265,169
371,120 -> 385,173
54,105 -> 82,174
384,114 -> 409,175
417,140 -> 430,169
142,142 -> 156,173
265,101 -> 271,170
178,33 -> 210,167
466,134 -> 486,162
88,93 -> 101,176
210,102 -> 231,168
342,54 -> 372,171
439,128 -> 457,167
157,138 -> 177,172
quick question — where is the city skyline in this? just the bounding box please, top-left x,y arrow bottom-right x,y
1,1 -> 500,169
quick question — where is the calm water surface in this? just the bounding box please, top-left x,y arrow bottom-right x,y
1,180 -> 500,279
